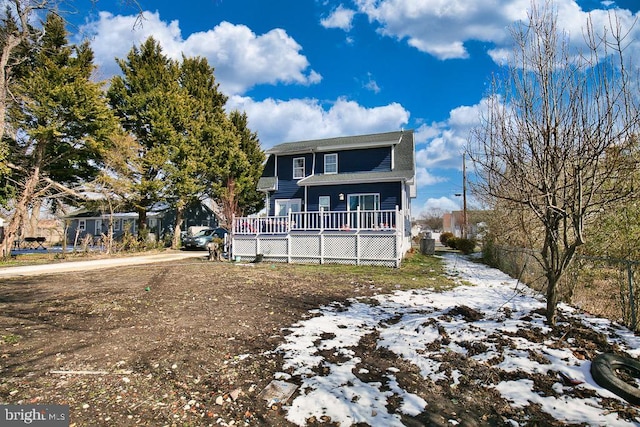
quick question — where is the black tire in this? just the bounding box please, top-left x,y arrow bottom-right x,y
590,353 -> 640,405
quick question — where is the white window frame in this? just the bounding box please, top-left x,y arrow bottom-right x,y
113,219 -> 120,232
78,219 -> 86,231
347,193 -> 380,211
275,199 -> 302,216
318,196 -> 330,211
293,157 -> 305,179
95,219 -> 102,235
324,153 -> 338,174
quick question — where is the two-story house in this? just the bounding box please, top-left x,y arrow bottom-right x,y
232,130 -> 416,267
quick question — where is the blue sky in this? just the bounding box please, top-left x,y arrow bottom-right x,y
64,0 -> 640,217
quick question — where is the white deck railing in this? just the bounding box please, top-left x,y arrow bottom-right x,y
233,208 -> 399,235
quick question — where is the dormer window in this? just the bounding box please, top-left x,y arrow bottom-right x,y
324,153 -> 337,174
293,157 -> 305,179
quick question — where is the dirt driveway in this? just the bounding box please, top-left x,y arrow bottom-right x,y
0,253 -> 636,426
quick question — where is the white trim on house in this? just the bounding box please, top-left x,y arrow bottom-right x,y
319,196 -> 330,211
324,153 -> 338,174
275,199 -> 302,216
293,157 -> 305,179
315,139 -> 398,152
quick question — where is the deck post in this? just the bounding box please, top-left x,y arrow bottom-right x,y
287,208 -> 292,263
396,206 -> 401,266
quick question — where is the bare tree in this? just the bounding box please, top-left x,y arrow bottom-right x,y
419,208 -> 445,232
472,1 -> 640,326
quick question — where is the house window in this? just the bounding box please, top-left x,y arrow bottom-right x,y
293,157 -> 305,179
348,193 -> 381,229
319,196 -> 330,211
78,219 -> 86,231
95,219 -> 102,236
348,193 -> 380,211
275,199 -> 302,216
113,219 -> 120,232
324,153 -> 337,174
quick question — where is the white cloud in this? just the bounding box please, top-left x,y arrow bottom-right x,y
321,5 -> 356,31
416,168 -> 448,187
410,100 -> 490,216
414,101 -> 486,170
363,73 -> 381,93
487,3 -> 640,66
353,0 -> 530,59
352,0 -> 640,64
417,197 -> 461,215
79,11 -> 321,94
227,95 -> 410,148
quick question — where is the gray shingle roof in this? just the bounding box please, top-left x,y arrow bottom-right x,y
262,130 -> 415,187
257,176 -> 278,191
266,130 -> 407,155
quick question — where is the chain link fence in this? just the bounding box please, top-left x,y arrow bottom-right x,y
484,245 -> 640,331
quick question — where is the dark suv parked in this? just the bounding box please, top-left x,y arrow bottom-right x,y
182,227 -> 228,250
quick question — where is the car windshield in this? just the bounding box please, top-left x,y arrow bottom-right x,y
194,229 -> 214,237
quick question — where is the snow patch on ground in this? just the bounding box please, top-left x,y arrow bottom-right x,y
277,253 -> 640,426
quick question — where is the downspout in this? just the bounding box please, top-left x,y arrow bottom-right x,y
391,144 -> 395,170
272,155 -> 278,217
306,151 -> 316,212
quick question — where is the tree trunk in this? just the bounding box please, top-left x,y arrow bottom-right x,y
171,204 -> 185,249
221,178 -> 238,230
546,272 -> 559,326
27,198 -> 42,237
0,168 -> 40,258
137,207 -> 147,241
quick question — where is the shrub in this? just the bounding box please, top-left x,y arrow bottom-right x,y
447,237 -> 459,250
482,234 -> 499,267
440,232 -> 454,246
456,238 -> 477,255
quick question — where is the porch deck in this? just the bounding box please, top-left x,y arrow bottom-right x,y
233,208 -> 398,234
231,209 -> 407,267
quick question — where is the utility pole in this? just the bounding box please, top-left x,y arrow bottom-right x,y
462,152 -> 467,239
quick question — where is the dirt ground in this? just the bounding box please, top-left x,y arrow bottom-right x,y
0,253 -> 637,426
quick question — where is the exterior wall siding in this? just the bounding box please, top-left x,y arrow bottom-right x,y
64,203 -> 218,244
269,148 -> 396,216
306,182 -> 401,212
277,153 -> 313,180
326,147 -> 391,174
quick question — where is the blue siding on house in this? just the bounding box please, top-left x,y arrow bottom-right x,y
262,155 -> 276,176
306,182 -> 401,211
315,147 -> 391,174
277,153 -> 313,180
267,150 -> 401,215
261,131 -> 414,217
270,154 -> 311,214
65,217 -> 138,244
268,179 -> 305,213
65,202 -> 218,244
